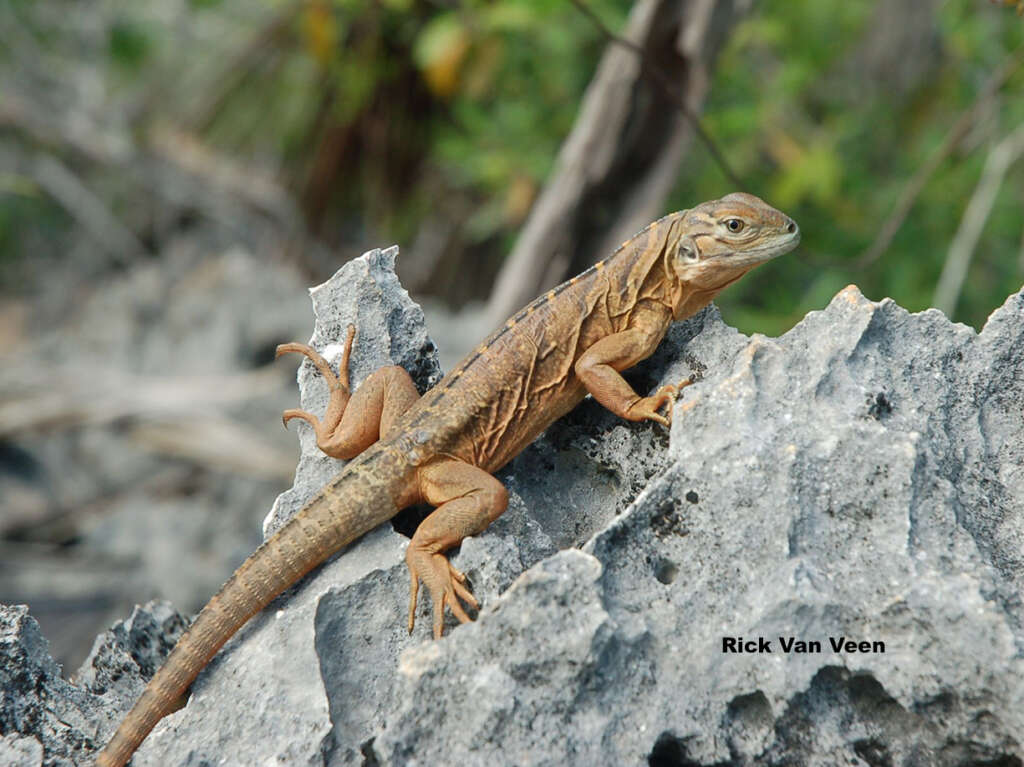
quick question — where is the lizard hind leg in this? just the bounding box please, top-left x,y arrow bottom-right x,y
407,459 -> 509,638
276,325 -> 420,459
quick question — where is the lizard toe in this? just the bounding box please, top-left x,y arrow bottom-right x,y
406,548 -> 477,638
407,568 -> 421,633
281,408 -> 322,436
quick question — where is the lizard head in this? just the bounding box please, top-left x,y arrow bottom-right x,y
667,192 -> 800,292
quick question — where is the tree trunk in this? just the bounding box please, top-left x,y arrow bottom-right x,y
483,0 -> 752,328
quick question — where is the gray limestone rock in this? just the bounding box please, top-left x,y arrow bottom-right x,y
0,734 -> 43,767
0,600 -> 186,767
262,245 -> 443,537
1,249 -> 1022,766
376,285 -> 1024,766
0,604 -> 96,767
76,601 -> 189,713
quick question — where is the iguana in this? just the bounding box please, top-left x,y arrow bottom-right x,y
97,192 -> 799,766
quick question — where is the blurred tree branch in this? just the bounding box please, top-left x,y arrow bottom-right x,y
31,154 -> 146,262
855,45 -> 1024,269
0,98 -> 131,166
569,0 -> 744,189
148,125 -> 299,227
485,0 -> 752,328
0,362 -> 295,478
933,120 -> 1024,317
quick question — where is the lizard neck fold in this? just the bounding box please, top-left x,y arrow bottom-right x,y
599,213 -> 685,322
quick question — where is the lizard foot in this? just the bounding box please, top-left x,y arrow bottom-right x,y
406,547 -> 478,638
625,375 -> 695,426
276,325 -> 355,441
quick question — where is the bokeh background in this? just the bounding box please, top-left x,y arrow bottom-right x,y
2,0 -> 1022,673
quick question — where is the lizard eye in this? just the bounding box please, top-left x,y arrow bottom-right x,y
725,218 -> 744,233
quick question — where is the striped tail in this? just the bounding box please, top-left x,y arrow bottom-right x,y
96,464 -> 398,767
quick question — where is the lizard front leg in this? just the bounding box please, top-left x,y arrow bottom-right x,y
637,377 -> 696,425
276,325 -> 420,458
574,305 -> 691,426
407,458 -> 508,638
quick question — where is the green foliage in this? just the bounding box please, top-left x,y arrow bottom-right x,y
5,0 -> 1024,332
108,18 -> 152,70
380,0 -> 1022,331
412,0 -> 622,193
675,0 -> 1024,333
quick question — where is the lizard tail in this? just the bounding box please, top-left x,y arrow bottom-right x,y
96,462 -> 400,767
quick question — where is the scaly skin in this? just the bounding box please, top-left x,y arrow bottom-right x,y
97,193 -> 799,766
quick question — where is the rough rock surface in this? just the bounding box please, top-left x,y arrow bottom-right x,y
262,246 -> 443,536
378,285 -> 1024,766
0,600 -> 187,766
1,248 -> 1022,766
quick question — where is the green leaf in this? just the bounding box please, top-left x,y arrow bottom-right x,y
108,19 -> 151,70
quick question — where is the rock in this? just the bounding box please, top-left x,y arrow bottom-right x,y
262,245 -> 443,537
2,249 -> 1022,766
132,246 -> 445,766
0,601 -> 185,767
0,604 -> 95,767
0,734 -> 43,767
376,286 -> 1024,765
75,601 -> 189,713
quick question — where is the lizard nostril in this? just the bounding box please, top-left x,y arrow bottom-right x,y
786,221 -> 796,234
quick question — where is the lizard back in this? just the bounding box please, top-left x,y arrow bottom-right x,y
390,211 -> 690,473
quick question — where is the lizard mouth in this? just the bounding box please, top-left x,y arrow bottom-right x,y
734,227 -> 801,266
695,229 -> 800,272
671,227 -> 801,288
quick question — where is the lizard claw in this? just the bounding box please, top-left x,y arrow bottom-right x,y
406,547 -> 478,638
281,408 -> 318,432
275,326 -> 357,447
274,327 -> 354,396
656,375 -> 697,425
625,375 -> 696,427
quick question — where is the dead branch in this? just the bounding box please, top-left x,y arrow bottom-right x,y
148,124 -> 299,226
32,154 -> 146,261
0,466 -> 193,541
126,416 -> 296,481
0,95 -> 132,165
855,45 -> 1024,269
484,0 -> 751,328
0,362 -> 296,481
570,0 -> 743,188
933,120 -> 1024,317
0,364 -> 283,439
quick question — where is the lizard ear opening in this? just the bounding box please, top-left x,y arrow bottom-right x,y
676,236 -> 700,263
